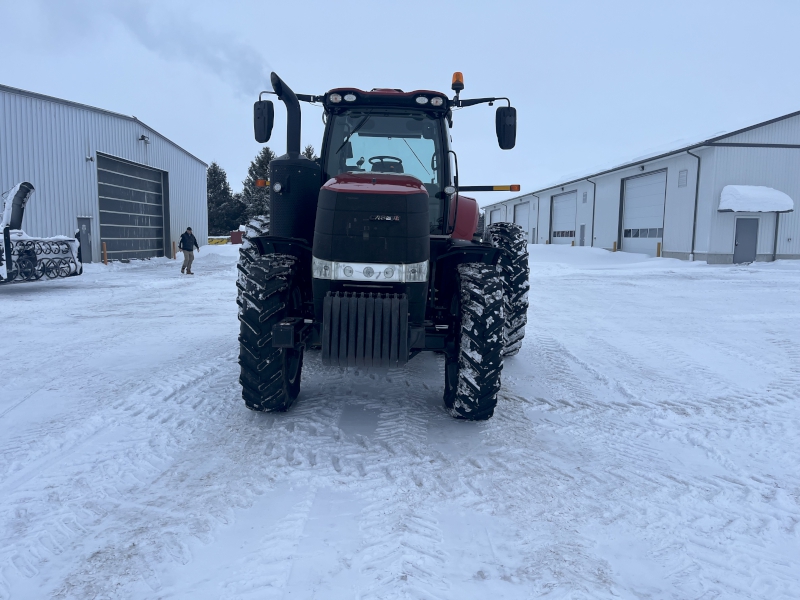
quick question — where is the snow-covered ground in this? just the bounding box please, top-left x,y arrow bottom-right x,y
1,245 -> 798,599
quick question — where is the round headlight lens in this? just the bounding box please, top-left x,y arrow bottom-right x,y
343,265 -> 354,277
415,96 -> 429,105
383,267 -> 395,278
430,97 -> 444,107
273,182 -> 282,193
344,93 -> 356,102
329,93 -> 342,103
444,185 -> 455,195
363,266 -> 374,278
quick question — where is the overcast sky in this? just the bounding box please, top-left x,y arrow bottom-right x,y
2,0 -> 799,206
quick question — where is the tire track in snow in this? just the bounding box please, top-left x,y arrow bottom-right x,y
506,302 -> 800,598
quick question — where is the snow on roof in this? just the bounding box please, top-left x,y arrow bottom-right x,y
719,185 -> 794,213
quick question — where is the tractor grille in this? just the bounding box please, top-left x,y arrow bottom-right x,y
321,292 -> 409,368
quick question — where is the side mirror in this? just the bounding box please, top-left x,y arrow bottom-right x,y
496,106 -> 517,150
254,100 -> 274,143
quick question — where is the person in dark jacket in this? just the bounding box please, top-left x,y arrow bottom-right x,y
179,227 -> 200,274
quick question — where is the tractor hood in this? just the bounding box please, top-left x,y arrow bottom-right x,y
322,172 -> 427,196
313,172 -> 430,265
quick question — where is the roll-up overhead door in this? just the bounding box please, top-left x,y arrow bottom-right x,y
551,191 -> 576,244
489,208 -> 502,224
622,170 -> 666,256
97,154 -> 166,260
513,202 -> 530,242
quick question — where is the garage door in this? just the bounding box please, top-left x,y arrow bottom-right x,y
551,191 -> 576,244
489,208 -> 502,224
622,170 -> 666,256
513,202 -> 530,242
97,155 -> 165,260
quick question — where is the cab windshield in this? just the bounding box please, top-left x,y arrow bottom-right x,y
325,111 -> 445,201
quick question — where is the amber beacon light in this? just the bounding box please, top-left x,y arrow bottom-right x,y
451,72 -> 464,92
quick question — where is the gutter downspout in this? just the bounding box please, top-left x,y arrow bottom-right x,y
586,178 -> 597,247
686,150 -> 702,261
531,194 -> 540,243
773,212 -> 781,261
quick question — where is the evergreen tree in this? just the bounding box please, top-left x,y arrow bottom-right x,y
241,146 -> 277,220
302,144 -> 318,161
207,162 -> 247,235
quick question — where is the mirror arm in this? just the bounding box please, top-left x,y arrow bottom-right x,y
259,90 -> 277,101
455,97 -> 512,108
296,94 -> 325,104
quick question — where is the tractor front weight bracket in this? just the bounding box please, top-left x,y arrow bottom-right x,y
272,318 -> 313,349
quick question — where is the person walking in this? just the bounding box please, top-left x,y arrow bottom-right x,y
179,227 -> 200,274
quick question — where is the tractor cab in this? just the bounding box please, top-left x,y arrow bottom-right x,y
319,88 -> 452,235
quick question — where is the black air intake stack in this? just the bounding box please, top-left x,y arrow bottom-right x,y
5,182 -> 35,231
268,72 -> 322,244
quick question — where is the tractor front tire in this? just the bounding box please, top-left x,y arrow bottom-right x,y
488,222 -> 529,356
444,263 -> 505,421
236,215 -> 270,310
238,254 -> 303,412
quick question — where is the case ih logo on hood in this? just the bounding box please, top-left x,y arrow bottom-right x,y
369,215 -> 401,222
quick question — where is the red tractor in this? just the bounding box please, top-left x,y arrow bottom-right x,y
237,72 -> 529,420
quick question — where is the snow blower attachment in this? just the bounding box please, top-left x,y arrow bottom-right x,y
0,182 -> 81,284
237,72 -> 529,420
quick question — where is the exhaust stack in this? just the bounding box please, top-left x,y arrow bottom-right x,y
271,72 -> 301,157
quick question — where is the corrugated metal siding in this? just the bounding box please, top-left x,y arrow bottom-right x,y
0,87 -> 207,262
483,193 -> 542,243
717,114 -> 800,145
705,146 -> 800,257
691,147 -> 717,255
586,153 -> 697,253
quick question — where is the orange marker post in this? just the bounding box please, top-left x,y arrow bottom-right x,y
102,242 -> 108,265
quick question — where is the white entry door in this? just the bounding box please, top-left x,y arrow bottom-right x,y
622,170 -> 666,256
551,191 -> 577,244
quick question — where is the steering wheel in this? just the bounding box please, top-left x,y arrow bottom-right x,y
368,156 -> 403,167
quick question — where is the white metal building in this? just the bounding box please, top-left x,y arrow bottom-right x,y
484,111 -> 800,263
1,84 -> 207,262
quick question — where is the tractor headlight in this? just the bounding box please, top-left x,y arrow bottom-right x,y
402,261 -> 428,282
312,258 -> 428,283
415,96 -> 429,105
344,93 -> 357,102
329,93 -> 342,103
430,97 -> 444,107
312,257 -> 333,279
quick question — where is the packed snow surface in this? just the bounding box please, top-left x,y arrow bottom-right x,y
719,185 -> 794,213
1,245 -> 799,599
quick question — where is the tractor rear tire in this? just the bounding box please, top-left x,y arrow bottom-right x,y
443,263 -> 505,420
238,254 -> 303,412
487,222 -> 529,357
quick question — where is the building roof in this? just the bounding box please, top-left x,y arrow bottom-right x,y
483,108 -> 800,211
0,83 -> 208,167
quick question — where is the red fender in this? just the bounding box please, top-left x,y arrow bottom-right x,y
449,194 -> 479,240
